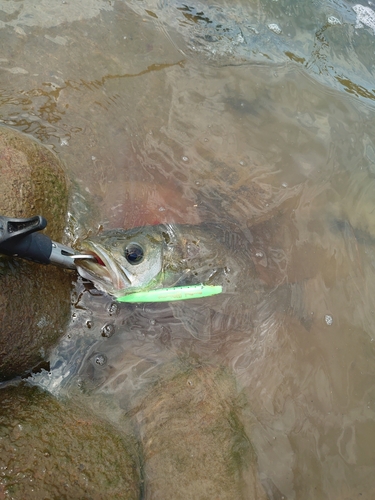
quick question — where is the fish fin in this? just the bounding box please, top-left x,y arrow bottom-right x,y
170,301 -> 212,341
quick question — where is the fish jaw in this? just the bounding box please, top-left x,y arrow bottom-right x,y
75,242 -> 132,294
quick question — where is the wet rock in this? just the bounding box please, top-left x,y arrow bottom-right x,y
0,126 -> 72,380
0,383 -> 139,499
134,362 -> 268,500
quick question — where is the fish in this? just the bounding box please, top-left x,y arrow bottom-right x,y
33,222 -> 305,398
76,222 -> 257,298
75,223 -> 265,340
75,222 -> 304,341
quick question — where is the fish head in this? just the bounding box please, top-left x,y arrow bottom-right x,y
76,225 -> 174,296
76,222 -> 249,298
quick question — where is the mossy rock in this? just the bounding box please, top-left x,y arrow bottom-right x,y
134,362 -> 268,500
0,127 -> 72,380
0,384 -> 140,499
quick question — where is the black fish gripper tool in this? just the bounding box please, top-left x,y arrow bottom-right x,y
0,215 -> 81,269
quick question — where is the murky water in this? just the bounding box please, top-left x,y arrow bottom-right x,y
2,0 -> 375,498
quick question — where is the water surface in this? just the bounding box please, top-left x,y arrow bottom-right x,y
2,0 -> 375,498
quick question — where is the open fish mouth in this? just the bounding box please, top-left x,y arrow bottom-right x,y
75,243 -> 133,293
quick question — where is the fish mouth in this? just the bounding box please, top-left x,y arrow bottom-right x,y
75,243 -> 132,294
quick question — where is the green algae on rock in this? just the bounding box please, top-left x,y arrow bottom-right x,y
0,126 -> 72,380
0,384 -> 140,500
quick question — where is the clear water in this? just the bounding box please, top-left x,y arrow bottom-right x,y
2,0 -> 375,498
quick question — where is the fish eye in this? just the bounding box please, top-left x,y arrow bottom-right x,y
125,242 -> 144,265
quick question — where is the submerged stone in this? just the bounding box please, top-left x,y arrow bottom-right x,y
134,362 -> 268,499
0,384 -> 140,499
0,126 -> 72,380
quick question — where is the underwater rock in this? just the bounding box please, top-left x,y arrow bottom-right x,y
0,383 -> 139,499
0,126 -> 72,380
134,362 -> 268,499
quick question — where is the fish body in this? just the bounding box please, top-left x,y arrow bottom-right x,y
75,223 -> 300,341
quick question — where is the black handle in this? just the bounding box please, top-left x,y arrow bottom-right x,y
0,215 -> 53,264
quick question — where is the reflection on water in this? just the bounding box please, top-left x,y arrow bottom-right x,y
2,0 -> 375,498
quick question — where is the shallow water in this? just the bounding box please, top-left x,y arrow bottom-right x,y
2,0 -> 375,498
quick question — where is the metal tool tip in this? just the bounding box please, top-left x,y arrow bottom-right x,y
71,254 -> 98,262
